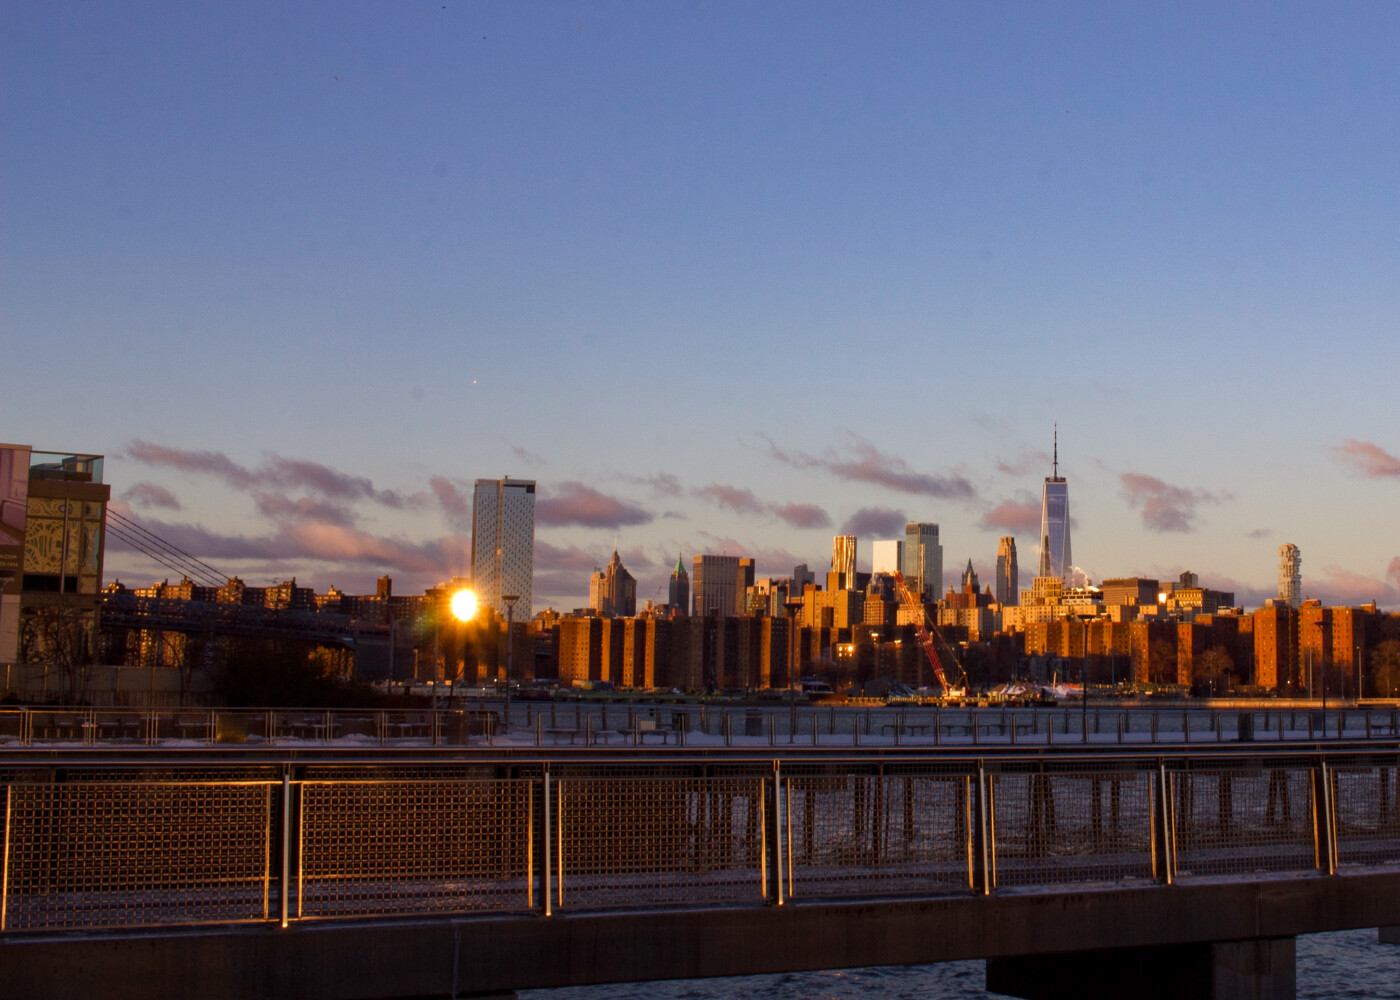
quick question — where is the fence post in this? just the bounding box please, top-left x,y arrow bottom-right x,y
974,762 -> 993,895
542,766 -> 553,916
1154,761 -> 1175,885
2,783 -> 10,931
770,760 -> 785,906
1315,759 -> 1338,876
279,770 -> 292,928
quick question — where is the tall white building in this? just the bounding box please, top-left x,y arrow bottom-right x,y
903,522 -> 943,602
871,539 -> 903,576
1038,430 -> 1072,584
471,478 -> 535,617
1278,543 -> 1302,609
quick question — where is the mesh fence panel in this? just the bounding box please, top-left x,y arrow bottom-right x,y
1334,758 -> 1400,870
990,766 -> 1155,888
784,765 -> 973,899
554,773 -> 765,910
3,782 -> 273,931
1171,763 -> 1318,879
298,778 -> 534,918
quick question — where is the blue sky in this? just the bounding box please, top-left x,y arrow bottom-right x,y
4,2 -> 1399,612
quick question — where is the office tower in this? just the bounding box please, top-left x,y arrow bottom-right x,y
996,537 -> 1018,605
589,549 -> 636,618
738,557 -> 756,593
871,539 -> 903,576
471,478 -> 535,617
1278,544 -> 1302,609
668,552 -> 689,616
903,522 -> 943,602
693,554 -> 741,616
1038,429 -> 1072,584
831,535 -> 857,590
792,564 -> 815,592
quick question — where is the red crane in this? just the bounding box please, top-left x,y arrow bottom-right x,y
893,571 -> 965,698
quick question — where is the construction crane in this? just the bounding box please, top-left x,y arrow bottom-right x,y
893,571 -> 966,699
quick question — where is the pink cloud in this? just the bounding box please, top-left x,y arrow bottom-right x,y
762,432 -> 976,501
995,451 -> 1051,477
430,476 -> 471,530
252,492 -> 357,528
840,507 -> 906,538
694,483 -> 767,516
1307,565 -> 1399,608
979,498 -> 1041,534
1333,439 -> 1400,478
1119,473 -> 1227,533
772,502 -> 830,529
535,482 -> 653,529
122,482 -> 182,511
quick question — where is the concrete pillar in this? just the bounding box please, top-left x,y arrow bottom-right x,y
986,938 -> 1295,1000
1378,925 -> 1400,945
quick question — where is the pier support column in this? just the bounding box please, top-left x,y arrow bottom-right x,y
1378,926 -> 1400,945
986,938 -> 1295,1000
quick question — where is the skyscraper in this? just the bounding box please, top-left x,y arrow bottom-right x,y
871,539 -> 903,576
831,535 -> 857,590
996,537 -> 1019,605
903,522 -> 943,602
692,554 -> 741,616
668,552 -> 689,616
1038,430 -> 1072,584
589,548 -> 636,618
1278,544 -> 1302,609
471,478 -> 535,617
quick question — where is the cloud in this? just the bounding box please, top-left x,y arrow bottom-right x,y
122,482 -> 182,511
761,432 -> 977,501
996,451 -> 1051,477
1246,528 -> 1273,540
509,444 -> 545,465
692,482 -> 831,529
979,497 -> 1042,535
252,492 -> 357,528
430,476 -> 472,531
693,533 -> 817,576
1119,473 -> 1227,533
619,472 -> 684,497
1307,564 -> 1399,608
1332,439 -> 1400,478
535,540 -> 601,572
535,482 -> 653,529
694,484 -> 767,516
840,507 -> 907,538
772,503 -> 830,529
1390,557 -> 1400,585
125,440 -> 418,508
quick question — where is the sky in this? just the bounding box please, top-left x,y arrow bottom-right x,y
4,2 -> 1400,614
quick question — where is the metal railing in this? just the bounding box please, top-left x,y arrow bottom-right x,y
3,748 -> 1400,933
3,703 -> 1398,749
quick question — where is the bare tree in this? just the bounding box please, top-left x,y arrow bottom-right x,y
1370,640 -> 1400,698
20,601 -> 98,705
1195,646 -> 1234,698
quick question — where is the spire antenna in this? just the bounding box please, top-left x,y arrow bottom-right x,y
1053,424 -> 1059,479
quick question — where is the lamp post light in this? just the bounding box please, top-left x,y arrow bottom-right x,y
501,594 -> 519,730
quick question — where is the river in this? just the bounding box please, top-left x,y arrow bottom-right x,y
523,929 -> 1400,999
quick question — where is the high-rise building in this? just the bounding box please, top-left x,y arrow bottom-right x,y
693,554 -> 741,617
902,523 -> 943,602
831,536 -> 857,590
995,537 -> 1018,605
1038,429 -> 1072,584
667,552 -> 689,616
871,539 -> 903,576
961,559 -> 980,592
1278,544 -> 1302,609
471,478 -> 535,617
588,549 -> 636,618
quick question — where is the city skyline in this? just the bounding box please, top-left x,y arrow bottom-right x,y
5,5 -> 1400,612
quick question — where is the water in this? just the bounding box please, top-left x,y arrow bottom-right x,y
523,930 -> 1400,999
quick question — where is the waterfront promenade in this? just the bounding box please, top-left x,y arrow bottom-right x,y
5,733 -> 1400,998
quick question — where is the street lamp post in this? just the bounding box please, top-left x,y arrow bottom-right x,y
502,594 -> 519,730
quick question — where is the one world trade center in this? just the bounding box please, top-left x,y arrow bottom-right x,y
1038,429 -> 1071,584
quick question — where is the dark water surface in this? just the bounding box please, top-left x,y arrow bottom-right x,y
523,929 -> 1400,999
